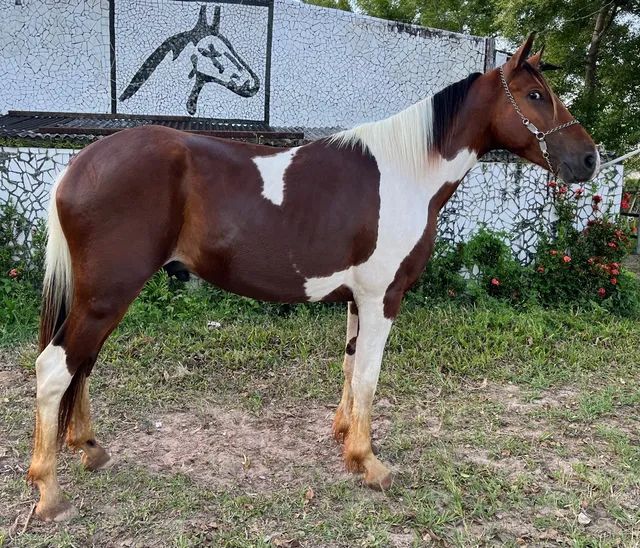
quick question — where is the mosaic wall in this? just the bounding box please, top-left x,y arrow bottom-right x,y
0,147 -> 623,263
0,0 -> 110,114
116,1 -> 269,120
439,161 -> 624,262
1,0 -> 489,126
270,1 -> 487,127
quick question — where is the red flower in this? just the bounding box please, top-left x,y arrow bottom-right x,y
608,241 -> 618,248
550,249 -> 558,256
592,194 -> 602,204
574,187 -> 584,197
598,287 -> 606,298
491,278 -> 500,287
587,257 -> 595,265
611,268 -> 620,276
563,255 -> 571,263
8,268 -> 19,279
537,265 -> 545,273
611,262 -> 620,269
548,180 -> 557,189
621,192 -> 631,210
558,185 -> 568,194
611,277 -> 618,285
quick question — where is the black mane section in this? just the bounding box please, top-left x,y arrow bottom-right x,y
432,72 -> 482,153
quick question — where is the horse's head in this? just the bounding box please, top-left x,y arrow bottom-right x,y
487,34 -> 598,183
191,34 -> 260,98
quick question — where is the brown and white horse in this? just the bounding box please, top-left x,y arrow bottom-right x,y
28,34 -> 598,521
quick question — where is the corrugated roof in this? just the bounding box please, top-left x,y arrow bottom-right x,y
0,111 -> 341,145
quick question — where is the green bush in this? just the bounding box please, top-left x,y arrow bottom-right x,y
0,202 -> 44,343
416,181 -> 640,316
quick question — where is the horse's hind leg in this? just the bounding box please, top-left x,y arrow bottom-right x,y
333,302 -> 358,441
29,280 -> 150,521
66,379 -> 112,471
28,343 -> 75,521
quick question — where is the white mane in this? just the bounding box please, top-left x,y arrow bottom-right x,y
330,97 -> 435,181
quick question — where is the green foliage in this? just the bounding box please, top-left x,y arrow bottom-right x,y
532,181 -> 634,309
0,202 -> 46,344
0,201 -> 45,283
304,0 -> 352,11
416,182 -> 640,315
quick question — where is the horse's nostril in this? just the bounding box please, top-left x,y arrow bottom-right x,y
584,153 -> 596,170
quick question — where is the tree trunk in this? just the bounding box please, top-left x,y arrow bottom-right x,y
584,1 -> 619,98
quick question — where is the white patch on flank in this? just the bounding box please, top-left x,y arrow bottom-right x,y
253,147 -> 300,206
35,344 -> 73,425
304,148 -> 478,302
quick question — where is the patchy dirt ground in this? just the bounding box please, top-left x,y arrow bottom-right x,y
2,340 -> 640,548
108,404 -> 352,492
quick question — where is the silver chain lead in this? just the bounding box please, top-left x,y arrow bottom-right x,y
499,66 -> 580,175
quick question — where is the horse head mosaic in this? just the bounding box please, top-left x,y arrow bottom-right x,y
119,5 -> 260,115
28,34 -> 599,521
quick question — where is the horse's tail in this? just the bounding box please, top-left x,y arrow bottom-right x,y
39,168 -> 73,352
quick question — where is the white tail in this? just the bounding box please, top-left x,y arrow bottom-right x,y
39,168 -> 73,350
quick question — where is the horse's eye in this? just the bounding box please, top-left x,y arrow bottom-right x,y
528,91 -> 544,101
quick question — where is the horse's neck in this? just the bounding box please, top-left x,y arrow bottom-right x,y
423,148 -> 478,188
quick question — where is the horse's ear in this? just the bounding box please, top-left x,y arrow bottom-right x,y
212,6 -> 221,33
528,45 -> 545,70
540,61 -> 562,72
504,32 -> 537,76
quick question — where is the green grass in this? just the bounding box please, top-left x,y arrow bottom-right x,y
2,280 -> 640,546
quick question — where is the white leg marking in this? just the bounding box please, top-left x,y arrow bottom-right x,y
350,300 -> 392,412
304,149 -> 478,301
36,344 -> 72,426
253,147 -> 300,206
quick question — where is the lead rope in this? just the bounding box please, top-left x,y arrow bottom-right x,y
499,66 -> 580,176
598,146 -> 640,172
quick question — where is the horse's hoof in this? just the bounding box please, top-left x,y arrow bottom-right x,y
364,470 -> 393,491
363,459 -> 393,491
81,444 -> 113,471
93,455 -> 114,471
36,499 -> 78,522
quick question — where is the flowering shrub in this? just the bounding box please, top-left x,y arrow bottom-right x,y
416,180 -> 640,316
0,201 -> 46,284
532,180 -> 634,306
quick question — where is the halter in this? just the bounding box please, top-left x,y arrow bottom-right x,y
499,66 -> 580,175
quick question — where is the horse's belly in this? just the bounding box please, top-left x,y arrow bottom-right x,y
192,247 -> 314,303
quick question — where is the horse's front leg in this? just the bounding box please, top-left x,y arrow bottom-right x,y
343,299 -> 393,490
333,301 -> 358,441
